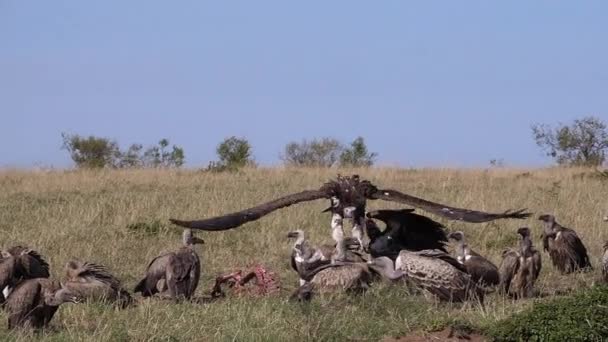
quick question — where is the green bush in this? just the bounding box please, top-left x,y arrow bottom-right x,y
487,285 -> 608,341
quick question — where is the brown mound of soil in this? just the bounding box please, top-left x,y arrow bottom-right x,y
383,327 -> 487,342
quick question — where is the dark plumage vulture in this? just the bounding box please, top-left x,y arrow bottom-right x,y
0,246 -> 50,303
395,249 -> 481,302
63,260 -> 132,308
499,227 -> 542,299
5,278 -> 78,330
134,229 -> 204,301
539,214 -> 591,273
366,209 -> 448,260
286,230 -> 363,285
292,256 -> 404,300
602,241 -> 608,284
447,231 -> 500,287
170,175 -> 530,246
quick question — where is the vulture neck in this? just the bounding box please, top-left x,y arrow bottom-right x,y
519,235 -> 533,257
454,240 -> 467,262
369,258 -> 404,281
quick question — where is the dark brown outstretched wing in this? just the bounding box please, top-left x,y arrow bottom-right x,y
170,189 -> 330,231
369,189 -> 530,223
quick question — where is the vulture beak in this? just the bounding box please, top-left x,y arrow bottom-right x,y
321,206 -> 333,213
447,232 -> 456,240
193,237 -> 205,245
286,231 -> 300,239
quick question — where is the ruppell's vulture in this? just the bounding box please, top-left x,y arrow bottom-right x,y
365,209 -> 448,260
291,256 -> 404,301
5,278 -> 78,330
395,249 -> 481,302
134,229 -> 204,301
499,227 -> 542,299
539,214 -> 591,274
170,175 -> 530,247
447,231 -> 500,288
63,260 -> 133,308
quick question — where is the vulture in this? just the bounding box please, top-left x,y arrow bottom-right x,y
499,227 -> 542,299
134,229 -> 204,301
365,209 -> 448,260
170,174 -> 530,247
0,246 -> 50,303
395,249 -> 481,302
5,278 -> 78,329
287,230 -> 363,285
292,256 -> 404,300
63,260 -> 133,308
539,214 -> 592,273
602,241 -> 608,284
447,231 -> 500,287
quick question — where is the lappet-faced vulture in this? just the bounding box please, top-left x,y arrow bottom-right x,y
365,209 -> 448,260
538,214 -> 591,274
170,175 -> 530,247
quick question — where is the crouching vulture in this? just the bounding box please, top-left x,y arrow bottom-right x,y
499,227 -> 542,299
63,260 -> 133,308
539,214 -> 591,273
170,175 -> 530,248
5,278 -> 78,330
0,246 -> 50,303
447,231 -> 500,288
134,228 -> 204,301
365,209 -> 448,260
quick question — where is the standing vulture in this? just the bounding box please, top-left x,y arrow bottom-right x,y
395,249 -> 481,302
0,246 -> 50,303
539,214 -> 591,273
63,260 -> 132,308
5,278 -> 78,329
499,227 -> 542,299
134,229 -> 204,301
170,174 -> 530,247
366,209 -> 448,260
447,231 -> 500,287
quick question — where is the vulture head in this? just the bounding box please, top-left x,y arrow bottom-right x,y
603,241 -> 608,251
45,287 -> 79,306
447,231 -> 465,242
517,227 -> 531,239
182,229 -> 205,246
538,214 -> 556,227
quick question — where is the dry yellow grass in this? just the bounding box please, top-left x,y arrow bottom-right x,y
0,167 -> 606,341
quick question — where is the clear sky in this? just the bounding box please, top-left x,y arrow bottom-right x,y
1,1 -> 606,168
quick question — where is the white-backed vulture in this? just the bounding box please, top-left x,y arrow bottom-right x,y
286,230 -> 363,285
395,249 -> 481,302
0,246 -> 50,303
499,227 -> 542,299
134,229 -> 204,301
447,231 -> 500,287
539,214 -> 591,273
63,260 -> 132,308
602,241 -> 608,284
169,175 -> 530,249
366,209 -> 448,260
292,256 -> 404,301
5,278 -> 77,330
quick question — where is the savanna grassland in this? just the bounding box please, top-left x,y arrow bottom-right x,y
0,167 -> 607,341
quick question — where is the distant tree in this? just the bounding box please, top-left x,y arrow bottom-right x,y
207,136 -> 254,171
339,137 -> 377,167
142,139 -> 185,168
61,133 -> 121,169
118,143 -> 144,168
281,138 -> 343,167
532,116 -> 608,166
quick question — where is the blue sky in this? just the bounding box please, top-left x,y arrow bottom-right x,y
1,1 -> 606,168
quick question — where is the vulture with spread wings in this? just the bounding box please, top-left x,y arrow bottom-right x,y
170,175 -> 530,243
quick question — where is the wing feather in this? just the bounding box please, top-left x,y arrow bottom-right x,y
370,189 -> 530,223
170,189 -> 329,230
